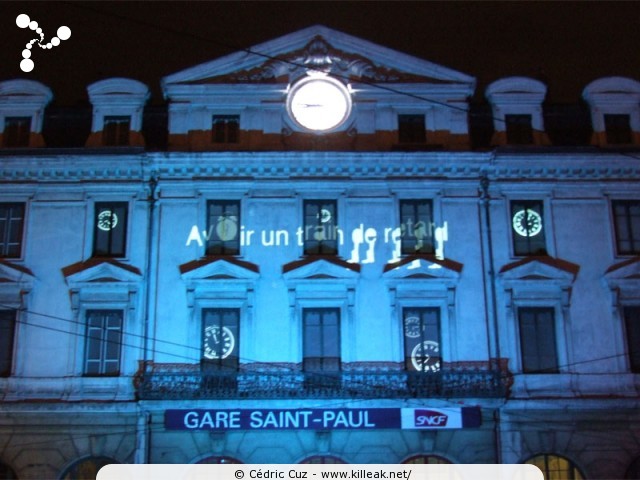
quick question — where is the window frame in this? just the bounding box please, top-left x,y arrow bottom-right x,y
517,306 -> 559,374
0,202 -> 26,259
92,201 -> 129,258
102,115 -> 131,146
621,305 -> 640,373
611,199 -> 640,256
302,199 -> 340,256
206,199 -> 242,256
505,114 -> 534,145
201,307 -> 241,372
397,114 -> 426,144
402,306 -> 442,373
604,113 -> 633,145
524,453 -> 585,480
212,115 -> 240,144
398,199 -> 435,256
509,199 -> 548,257
302,307 -> 341,374
3,116 -> 31,148
0,309 -> 17,377
83,309 -> 124,377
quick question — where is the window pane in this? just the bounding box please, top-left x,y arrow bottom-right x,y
0,203 -> 25,258
206,200 -> 241,255
103,116 -> 131,146
613,200 -> 640,255
0,310 -> 16,377
303,308 -> 341,372
93,202 -> 128,257
519,307 -> 558,373
400,200 -> 434,254
212,115 -> 240,144
605,114 -> 632,145
505,114 -> 533,145
303,200 -> 337,255
525,454 -> 584,480
624,306 -> 640,372
84,310 -> 123,376
511,200 -> 546,256
202,308 -> 240,370
3,116 -> 31,147
403,307 -> 440,372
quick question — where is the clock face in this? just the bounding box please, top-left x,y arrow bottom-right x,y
411,340 -> 441,373
404,316 -> 423,338
97,210 -> 118,231
203,325 -> 235,360
216,215 -> 238,242
512,209 -> 542,237
287,76 -> 352,132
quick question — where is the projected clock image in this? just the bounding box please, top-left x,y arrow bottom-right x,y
512,209 -> 542,237
287,75 -> 352,132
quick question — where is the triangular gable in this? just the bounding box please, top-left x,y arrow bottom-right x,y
0,260 -> 34,284
282,256 -> 359,281
499,257 -> 578,284
62,258 -> 141,284
383,255 -> 462,281
604,256 -> 640,280
162,25 -> 475,88
180,257 -> 259,281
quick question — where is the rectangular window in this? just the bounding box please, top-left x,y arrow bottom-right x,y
400,200 -> 434,255
403,308 -> 441,373
0,310 -> 16,377
518,307 -> 558,373
206,200 -> 240,255
303,308 -> 340,374
604,114 -> 632,145
3,117 -> 31,147
93,202 -> 128,257
612,200 -> 640,255
212,115 -> 240,144
511,200 -> 546,256
303,200 -> 338,255
201,308 -> 240,371
398,114 -> 426,144
623,306 -> 640,373
505,114 -> 533,145
0,203 -> 25,258
103,116 -> 131,146
84,310 -> 123,376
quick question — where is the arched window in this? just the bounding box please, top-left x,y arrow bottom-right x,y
524,454 -> 584,480
402,455 -> 452,464
0,462 -> 17,479
625,456 -> 640,479
197,456 -> 243,464
299,456 -> 346,464
60,456 -> 119,480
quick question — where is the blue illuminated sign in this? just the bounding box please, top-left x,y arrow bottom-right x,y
164,407 -> 481,431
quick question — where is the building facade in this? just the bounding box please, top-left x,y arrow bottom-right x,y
0,25 -> 639,479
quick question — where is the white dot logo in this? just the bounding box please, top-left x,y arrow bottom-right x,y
16,14 -> 71,72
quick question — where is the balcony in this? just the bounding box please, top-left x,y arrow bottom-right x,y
135,363 -> 510,400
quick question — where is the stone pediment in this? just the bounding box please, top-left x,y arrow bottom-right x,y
604,258 -> 640,298
383,255 -> 462,281
180,256 -> 259,281
499,256 -> 578,285
62,258 -> 142,284
282,256 -> 359,281
162,25 -> 474,88
0,261 -> 34,284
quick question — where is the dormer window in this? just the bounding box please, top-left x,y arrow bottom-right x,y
505,114 -> 533,145
398,114 -> 426,144
212,115 -> 239,144
103,116 -> 131,146
3,117 -> 31,147
604,114 -> 632,145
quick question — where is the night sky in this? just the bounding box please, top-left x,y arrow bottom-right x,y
0,1 -> 639,106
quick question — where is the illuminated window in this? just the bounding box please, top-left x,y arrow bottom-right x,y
605,114 -> 632,145
103,116 -> 130,146
201,308 -> 240,371
0,310 -> 16,377
623,306 -> 640,373
399,200 -> 434,255
612,200 -> 640,255
206,200 -> 241,255
525,454 -> 584,480
0,461 -> 17,479
61,456 -> 119,480
403,307 -> 441,373
0,203 -> 25,258
511,200 -> 546,256
625,456 -> 640,479
303,200 -> 338,255
518,307 -> 558,373
402,454 -> 452,464
398,114 -> 426,144
93,202 -> 128,257
300,455 -> 346,464
197,455 -> 243,464
212,115 -> 239,144
3,117 -> 31,147
505,114 -> 533,145
303,308 -> 341,387
84,310 -> 123,376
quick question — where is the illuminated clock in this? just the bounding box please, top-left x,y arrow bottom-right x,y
512,209 -> 542,237
287,75 -> 352,132
411,340 -> 441,373
404,316 -> 423,338
97,210 -> 118,231
203,325 -> 235,360
216,215 -> 238,242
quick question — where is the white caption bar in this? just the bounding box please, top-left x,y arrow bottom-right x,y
98,464 -> 543,480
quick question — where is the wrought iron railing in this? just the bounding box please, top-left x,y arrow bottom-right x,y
136,366 -> 509,400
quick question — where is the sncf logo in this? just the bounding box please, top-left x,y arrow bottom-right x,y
414,409 -> 448,427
